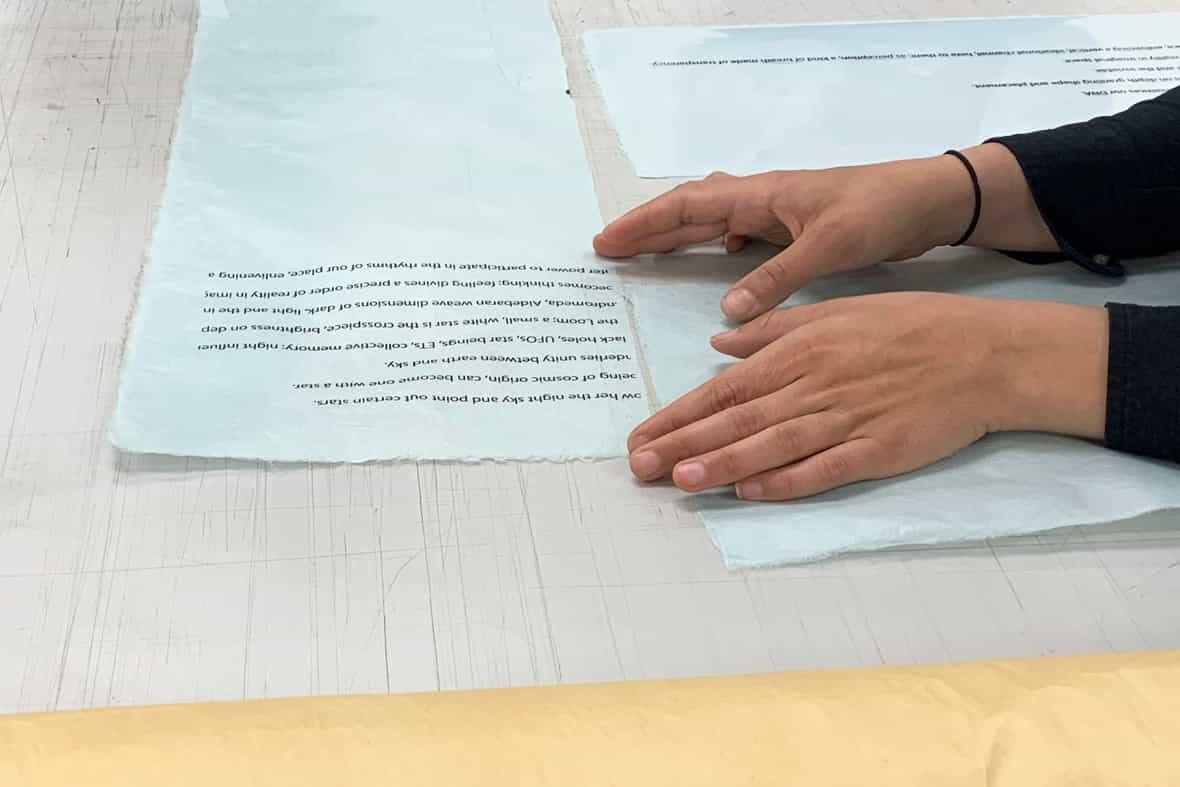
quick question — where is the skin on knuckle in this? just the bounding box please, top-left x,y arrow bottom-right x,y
706,376 -> 746,413
752,259 -> 792,296
724,403 -> 764,438
672,181 -> 705,224
770,422 -> 804,458
819,451 -> 853,485
828,410 -> 858,439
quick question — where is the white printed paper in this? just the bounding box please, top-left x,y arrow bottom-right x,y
112,0 -> 650,461
584,14 -> 1180,176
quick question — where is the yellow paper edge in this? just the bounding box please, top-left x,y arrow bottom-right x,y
4,650 -> 1180,786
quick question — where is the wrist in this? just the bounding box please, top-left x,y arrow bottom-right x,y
988,301 -> 1108,440
897,154 -> 979,250
957,143 -> 1060,251
909,144 -> 1061,252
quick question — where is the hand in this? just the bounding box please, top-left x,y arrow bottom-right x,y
626,293 -> 1107,500
594,146 -> 1058,321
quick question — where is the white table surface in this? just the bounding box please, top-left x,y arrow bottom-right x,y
3,0 -> 1179,714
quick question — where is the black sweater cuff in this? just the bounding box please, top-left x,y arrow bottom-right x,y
1105,303 -> 1180,463
987,87 -> 1180,277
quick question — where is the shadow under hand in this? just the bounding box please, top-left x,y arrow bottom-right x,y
611,242 -> 765,289
802,249 -> 1180,305
612,240 -> 1180,309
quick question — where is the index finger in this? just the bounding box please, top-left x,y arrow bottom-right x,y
594,178 -> 739,258
627,349 -> 792,453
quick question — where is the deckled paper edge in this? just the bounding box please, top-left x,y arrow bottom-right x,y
711,505 -> 1180,570
114,443 -> 631,465
108,2 -> 205,455
108,5 -> 642,466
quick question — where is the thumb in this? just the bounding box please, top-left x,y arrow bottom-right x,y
710,304 -> 821,358
721,228 -> 853,320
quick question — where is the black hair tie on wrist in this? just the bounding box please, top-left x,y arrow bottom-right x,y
944,150 -> 981,247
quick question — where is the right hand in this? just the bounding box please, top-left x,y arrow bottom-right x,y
593,157 -> 979,321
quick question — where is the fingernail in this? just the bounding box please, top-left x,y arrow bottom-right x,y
674,462 -> 705,487
722,288 -> 756,319
630,450 -> 661,480
710,328 -> 736,344
736,481 -> 763,499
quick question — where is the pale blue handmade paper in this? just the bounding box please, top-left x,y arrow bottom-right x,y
617,249 -> 1180,567
589,17 -> 1180,566
585,15 -> 1180,177
112,0 -> 650,461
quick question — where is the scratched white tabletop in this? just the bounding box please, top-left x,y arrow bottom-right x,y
2,0 -> 1179,714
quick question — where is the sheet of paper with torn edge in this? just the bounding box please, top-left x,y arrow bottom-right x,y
584,14 -> 1180,177
4,650 -> 1180,786
110,0 -> 650,462
616,246 -> 1180,567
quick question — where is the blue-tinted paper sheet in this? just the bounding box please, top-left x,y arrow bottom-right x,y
585,14 -> 1180,177
591,17 -> 1180,567
111,0 -> 650,461
618,249 -> 1180,568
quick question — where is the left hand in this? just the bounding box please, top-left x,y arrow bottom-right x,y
626,293 -> 1108,500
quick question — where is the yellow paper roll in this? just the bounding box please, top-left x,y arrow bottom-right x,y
3,651 -> 1180,786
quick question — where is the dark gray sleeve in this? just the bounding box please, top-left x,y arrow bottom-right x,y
1104,303 -> 1180,464
988,86 -> 1180,277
